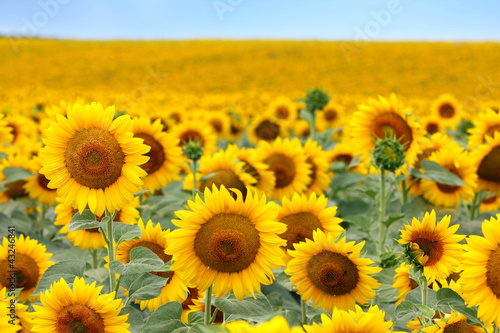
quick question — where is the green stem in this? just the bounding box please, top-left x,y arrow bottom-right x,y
90,249 -> 98,269
405,177 -> 420,194
301,299 -> 308,325
310,111 -> 317,141
421,275 -> 428,327
105,209 -> 117,294
192,159 -> 198,195
209,307 -> 219,325
113,275 -> 122,296
378,170 -> 387,253
401,178 -> 408,205
204,285 -> 213,326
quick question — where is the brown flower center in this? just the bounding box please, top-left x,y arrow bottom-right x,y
0,253 -> 39,291
482,195 -> 498,204
194,213 -> 260,273
280,212 -> 322,250
486,247 -> 500,298
477,146 -> 500,183
66,128 -> 124,189
426,122 -> 440,135
436,164 -> 461,193
324,109 -> 337,122
442,319 -> 476,333
210,119 -> 223,134
373,112 -> 413,150
134,132 -> 164,174
37,173 -> 54,191
4,180 -> 27,199
178,130 -> 205,146
126,241 -> 172,264
255,120 -> 280,142
334,154 -> 353,166
305,157 -> 316,187
438,103 -> 456,119
275,106 -> 290,120
241,160 -> 261,183
307,250 -> 359,296
412,234 -> 443,266
57,304 -> 105,333
182,287 -> 200,310
230,123 -> 242,135
265,154 -> 296,188
199,170 -> 247,199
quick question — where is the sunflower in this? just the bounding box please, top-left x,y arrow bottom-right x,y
327,138 -> 369,174
392,262 -> 420,305
265,96 -> 298,127
39,102 -> 150,217
421,115 -> 445,136
303,305 -> 394,333
418,144 -> 478,208
460,214 -> 500,326
227,116 -> 246,142
0,113 -> 14,149
170,120 -> 217,159
293,119 -> 312,138
279,193 -> 343,263
115,219 -> 188,312
166,185 -> 286,300
180,287 -> 205,323
316,100 -> 345,133
431,94 -> 465,129
421,312 -> 486,333
468,108 -> 500,149
32,277 -> 129,332
230,145 -> 275,196
203,111 -> 231,138
303,139 -> 331,196
0,150 -> 34,203
23,156 -> 58,206
247,114 -> 287,144
398,210 -> 464,282
480,193 -> 500,213
470,132 -> 500,194
257,137 -> 311,201
0,234 -> 54,302
224,316 -> 304,333
286,230 -> 381,312
54,198 -> 140,250
350,93 -> 424,163
132,116 -> 184,193
183,148 -> 257,199
0,287 -> 33,333
2,113 -> 39,155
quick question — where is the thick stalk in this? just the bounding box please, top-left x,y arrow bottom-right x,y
204,285 -> 213,326
401,178 -> 408,205
90,248 -> 98,269
301,299 -> 308,325
420,275 -> 428,327
309,111 -> 317,141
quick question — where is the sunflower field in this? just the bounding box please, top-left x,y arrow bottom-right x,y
2,39 -> 500,332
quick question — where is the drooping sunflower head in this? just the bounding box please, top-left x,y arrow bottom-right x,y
166,185 -> 287,300
286,230 -> 381,312
460,214 -> 500,326
303,139 -> 331,196
303,305 -> 394,333
0,234 -> 54,302
247,114 -> 287,144
468,107 -> 500,149
350,93 -> 424,162
279,192 -> 343,263
470,131 -> 500,194
132,116 -> 184,192
183,147 -> 257,199
419,145 -> 478,208
32,277 -> 129,332
257,137 -> 312,201
54,197 -> 140,250
39,102 -> 150,216
399,210 -> 465,282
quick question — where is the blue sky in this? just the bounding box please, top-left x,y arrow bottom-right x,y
1,0 -> 499,41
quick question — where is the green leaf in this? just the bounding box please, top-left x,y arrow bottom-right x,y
382,213 -> 406,227
409,160 -> 465,186
68,210 -> 100,232
405,287 -> 437,307
9,210 -> 32,233
395,301 -> 419,322
0,152 -> 7,159
415,304 -> 435,319
436,288 -> 465,306
299,108 -> 314,126
109,247 -> 165,276
215,293 -> 273,320
344,215 -> 376,232
276,271 -> 293,291
187,312 -> 204,325
113,223 -> 141,245
120,306 -> 144,333
2,167 -> 35,183
142,302 -> 183,333
330,173 -> 365,191
33,260 -> 86,296
127,272 -> 168,300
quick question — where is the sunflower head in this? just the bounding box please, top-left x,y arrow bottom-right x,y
183,139 -> 204,162
371,136 -> 406,172
302,88 -> 330,113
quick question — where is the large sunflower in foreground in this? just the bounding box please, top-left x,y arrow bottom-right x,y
286,230 -> 381,312
54,198 -> 140,250
132,116 -> 184,193
224,316 -> 303,333
303,139 -> 331,196
166,185 -> 286,300
303,305 -> 394,333
460,214 -> 500,326
39,102 -> 150,216
115,219 -> 188,312
470,132 -> 500,194
257,137 -> 311,201
421,312 -> 486,333
183,148 -> 257,199
350,93 -> 423,162
398,210 -> 464,282
32,277 -> 129,332
467,108 -> 500,149
419,144 -> 478,208
0,234 -> 54,302
279,193 -> 344,263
